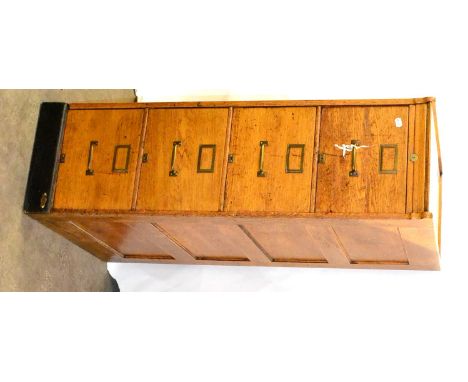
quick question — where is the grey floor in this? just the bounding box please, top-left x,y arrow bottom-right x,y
0,89 -> 136,291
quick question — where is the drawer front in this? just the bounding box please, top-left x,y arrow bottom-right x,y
136,108 -> 229,211
54,109 -> 145,210
316,106 -> 409,214
225,107 -> 316,212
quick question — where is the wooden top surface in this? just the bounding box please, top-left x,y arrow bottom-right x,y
68,97 -> 435,109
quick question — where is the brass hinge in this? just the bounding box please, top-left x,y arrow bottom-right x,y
142,153 -> 148,163
59,153 -> 66,163
318,153 -> 325,164
228,154 -> 234,163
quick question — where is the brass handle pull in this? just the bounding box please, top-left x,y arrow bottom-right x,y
349,140 -> 359,177
169,141 -> 181,177
257,140 -> 268,177
334,140 -> 368,177
86,140 -> 98,176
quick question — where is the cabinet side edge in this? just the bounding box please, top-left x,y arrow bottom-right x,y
23,102 -> 68,213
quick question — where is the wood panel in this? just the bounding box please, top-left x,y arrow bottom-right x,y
31,213 -> 440,270
412,103 -> 428,212
31,216 -> 119,262
332,224 -> 409,265
399,225 -> 439,270
240,221 -> 348,265
54,109 -> 145,210
155,217 -> 270,264
137,108 -> 229,211
236,217 -> 438,269
316,106 -> 409,214
74,220 -> 194,263
226,107 -> 316,212
68,97 -> 435,110
406,105 -> 416,213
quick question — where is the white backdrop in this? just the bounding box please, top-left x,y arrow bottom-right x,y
2,1 -> 468,382
109,1 -> 465,292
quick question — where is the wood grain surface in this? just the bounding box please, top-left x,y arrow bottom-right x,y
136,108 -> 229,211
54,109 -> 145,210
316,106 -> 409,214
225,107 -> 316,212
33,98 -> 440,270
68,97 -> 435,110
31,214 -> 439,270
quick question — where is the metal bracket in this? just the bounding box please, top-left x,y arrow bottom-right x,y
318,153 -> 325,164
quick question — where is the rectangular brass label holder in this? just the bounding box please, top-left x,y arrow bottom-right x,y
285,144 -> 305,173
379,144 -> 398,174
197,144 -> 216,173
112,144 -> 131,173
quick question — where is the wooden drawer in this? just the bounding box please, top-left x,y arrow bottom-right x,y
316,106 -> 409,214
136,108 -> 229,211
53,109 -> 145,210
225,107 -> 316,212
24,98 -> 441,270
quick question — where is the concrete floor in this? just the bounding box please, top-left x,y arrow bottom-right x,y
0,90 -> 136,291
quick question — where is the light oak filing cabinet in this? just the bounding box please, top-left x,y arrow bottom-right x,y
24,98 -> 442,270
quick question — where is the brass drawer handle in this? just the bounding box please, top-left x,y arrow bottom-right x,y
349,139 -> 360,177
334,140 -> 368,177
257,140 -> 268,177
86,140 -> 98,176
169,141 -> 181,177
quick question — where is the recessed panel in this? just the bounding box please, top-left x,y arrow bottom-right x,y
156,219 -> 269,263
75,221 -> 193,261
240,222 -> 333,263
333,223 -> 409,265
